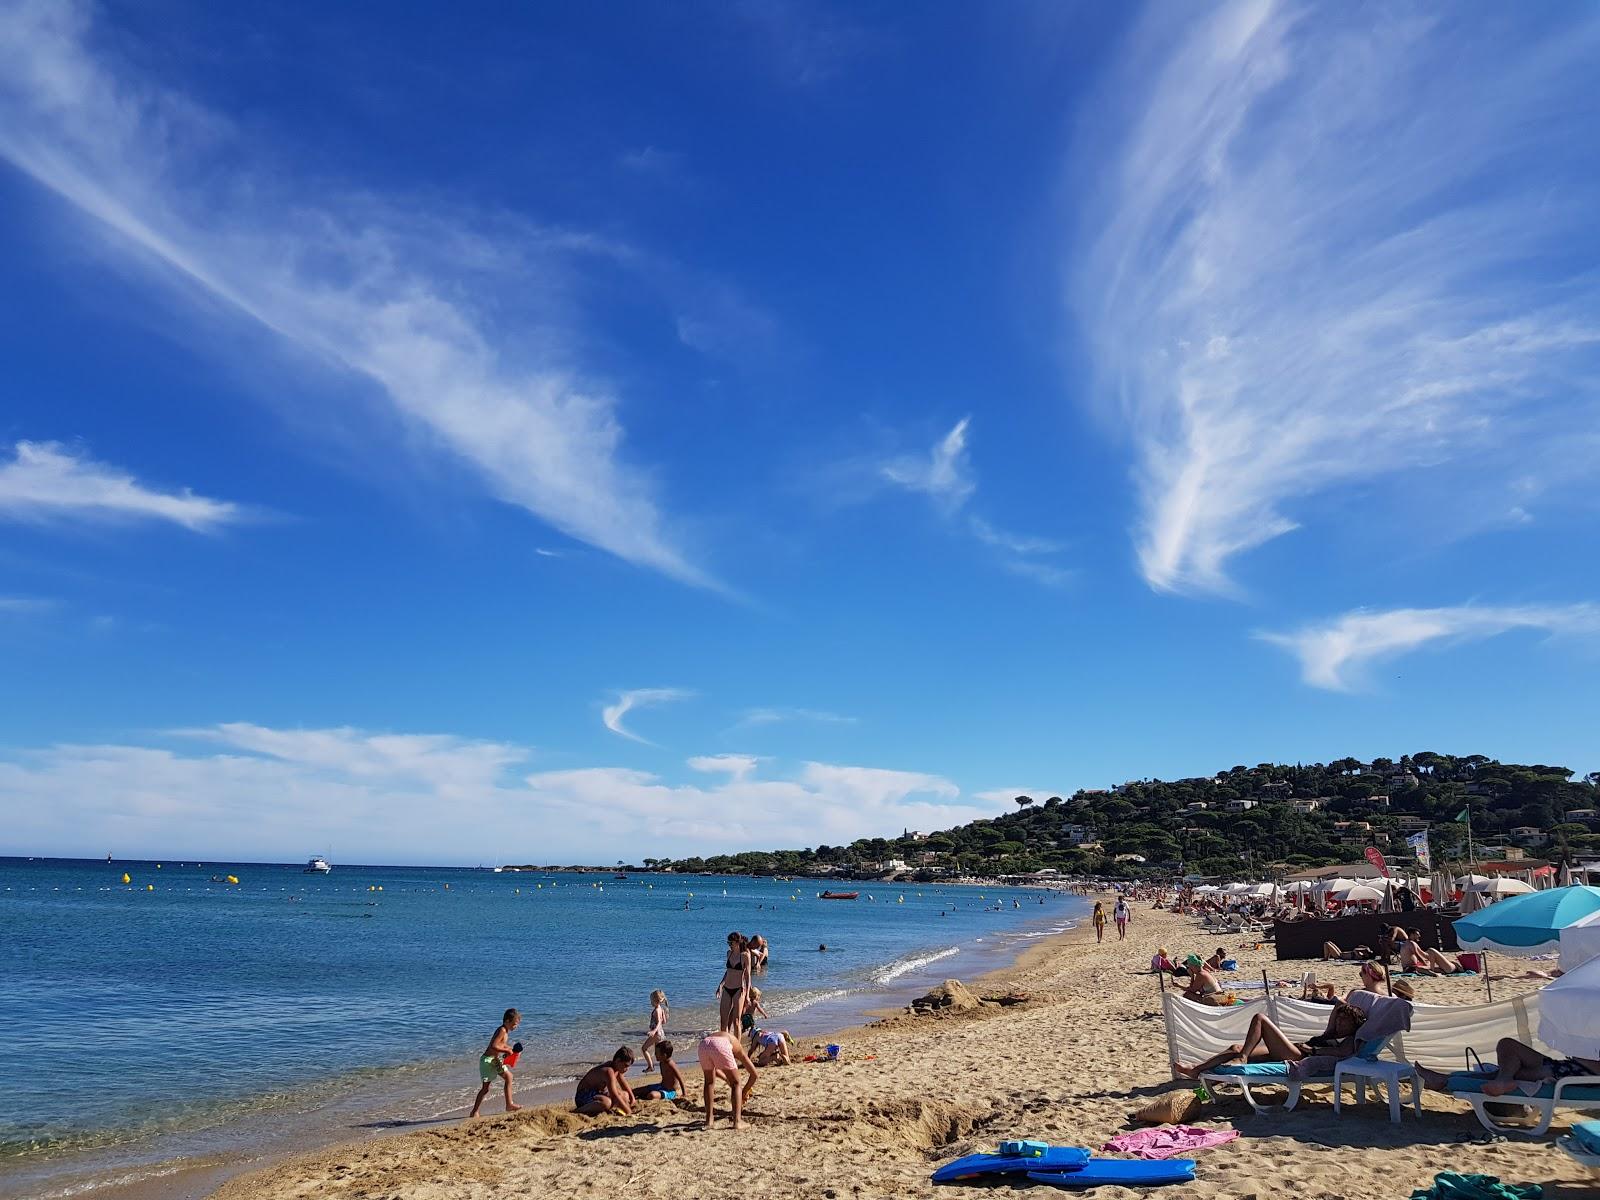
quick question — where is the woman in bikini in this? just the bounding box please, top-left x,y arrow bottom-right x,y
718,931 -> 751,1033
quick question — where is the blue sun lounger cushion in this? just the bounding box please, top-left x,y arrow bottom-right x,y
931,1146 -> 1090,1182
1026,1159 -> 1197,1188
1573,1120 -> 1600,1156
1447,1075 -> 1600,1103
1212,1062 -> 1292,1078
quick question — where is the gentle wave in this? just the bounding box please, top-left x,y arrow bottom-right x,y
870,945 -> 959,984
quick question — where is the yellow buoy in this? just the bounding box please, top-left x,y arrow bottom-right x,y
146,884 -> 154,891
121,873 -> 131,884
377,885 -> 383,891
227,875 -> 239,884
156,864 -> 162,869
368,885 -> 375,892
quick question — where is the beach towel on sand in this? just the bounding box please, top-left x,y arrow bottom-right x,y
1408,1173 -> 1541,1200
1101,1126 -> 1238,1159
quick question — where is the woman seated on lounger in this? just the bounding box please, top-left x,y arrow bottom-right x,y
1172,1000 -> 1368,1079
1414,1038 -> 1600,1096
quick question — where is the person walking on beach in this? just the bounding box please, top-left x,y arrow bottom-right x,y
1113,895 -> 1130,940
468,1008 -> 523,1117
642,989 -> 668,1071
1092,901 -> 1106,943
697,1029 -> 759,1130
718,931 -> 751,1032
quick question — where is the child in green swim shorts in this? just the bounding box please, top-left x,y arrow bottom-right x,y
469,1008 -> 522,1117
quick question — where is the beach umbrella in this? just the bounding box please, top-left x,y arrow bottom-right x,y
1335,883 -> 1385,904
1473,877 -> 1534,897
1246,883 -> 1275,897
1194,884 -> 1219,893
1559,861 -> 1574,888
1536,954 -> 1600,1060
1459,886 -> 1483,914
1282,880 -> 1315,893
1454,885 -> 1600,957
1456,873 -> 1492,888
1558,909 -> 1600,973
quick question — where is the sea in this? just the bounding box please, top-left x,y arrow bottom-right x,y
0,857 -> 1085,1198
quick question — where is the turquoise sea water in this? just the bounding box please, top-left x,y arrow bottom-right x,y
0,857 -> 1083,1197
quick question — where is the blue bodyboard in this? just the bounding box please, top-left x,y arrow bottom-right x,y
1026,1159 -> 1196,1188
931,1146 -> 1090,1182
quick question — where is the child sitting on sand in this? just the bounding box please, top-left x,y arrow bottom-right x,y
698,1029 -> 759,1130
633,1040 -> 687,1102
642,989 -> 668,1070
468,1007 -> 523,1117
574,1047 -> 636,1117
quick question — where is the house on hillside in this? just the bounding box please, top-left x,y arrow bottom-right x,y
1063,823 -> 1097,845
1567,809 -> 1599,828
1184,802 -> 1209,814
1225,798 -> 1257,812
1290,798 -> 1323,814
1511,827 -> 1546,846
1262,780 -> 1293,796
1365,794 -> 1391,808
1396,815 -> 1428,832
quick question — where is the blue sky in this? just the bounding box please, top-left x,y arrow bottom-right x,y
2,0 -> 1597,864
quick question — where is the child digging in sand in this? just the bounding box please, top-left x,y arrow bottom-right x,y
697,1029 -> 758,1129
468,1008 -> 523,1117
633,1040 -> 687,1102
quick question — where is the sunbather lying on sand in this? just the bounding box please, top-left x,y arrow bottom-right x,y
1173,1001 -> 1367,1079
1414,1038 -> 1600,1096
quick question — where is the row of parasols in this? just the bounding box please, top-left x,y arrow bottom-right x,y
1194,875 -> 1535,909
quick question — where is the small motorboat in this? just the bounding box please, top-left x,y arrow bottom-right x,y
304,856 -> 332,874
818,890 -> 859,900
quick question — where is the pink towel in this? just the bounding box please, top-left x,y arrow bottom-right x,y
1101,1125 -> 1240,1159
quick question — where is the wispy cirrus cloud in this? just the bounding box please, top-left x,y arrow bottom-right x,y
732,706 -> 857,731
881,419 -> 1072,586
0,722 -> 988,862
0,441 -> 240,532
601,687 -> 694,744
0,0 -> 713,588
1073,1 -> 1600,594
1260,603 -> 1600,691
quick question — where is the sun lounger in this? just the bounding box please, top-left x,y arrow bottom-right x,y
1200,1062 -> 1333,1114
1557,1119 -> 1600,1173
1445,1072 -> 1600,1137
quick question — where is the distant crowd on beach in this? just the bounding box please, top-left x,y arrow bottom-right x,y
470,929 -> 793,1130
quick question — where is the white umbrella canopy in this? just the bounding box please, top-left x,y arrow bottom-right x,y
1336,884 -> 1386,904
1473,877 -> 1535,896
1456,873 -> 1493,887
1559,909 -> 1600,973
1536,954 -> 1600,1061
1245,883 -> 1276,897
1193,884 -> 1220,893
1282,880 -> 1316,893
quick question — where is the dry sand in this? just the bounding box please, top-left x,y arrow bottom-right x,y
211,900 -> 1594,1200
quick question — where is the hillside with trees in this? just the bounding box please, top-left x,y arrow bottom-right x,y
651,753 -> 1600,880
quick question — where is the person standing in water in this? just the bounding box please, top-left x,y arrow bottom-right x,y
468,1008 -> 522,1117
718,932 -> 751,1032
1092,901 -> 1107,943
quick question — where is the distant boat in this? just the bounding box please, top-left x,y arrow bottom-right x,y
304,856 -> 332,874
614,872 -> 629,880
492,866 -> 503,873
819,890 -> 859,900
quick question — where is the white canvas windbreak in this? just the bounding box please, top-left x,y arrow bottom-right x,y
1161,990 -> 1549,1077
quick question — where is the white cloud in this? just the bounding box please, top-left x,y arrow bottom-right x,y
0,0 -> 711,587
0,441 -> 240,531
1073,2 -> 1600,594
881,422 -> 1072,585
1260,603 -> 1600,691
686,754 -> 762,780
733,707 -> 857,730
882,417 -> 975,512
601,687 -> 694,744
0,594 -> 54,613
0,723 -> 993,862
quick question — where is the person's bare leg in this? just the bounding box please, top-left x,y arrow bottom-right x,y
1483,1038 -> 1547,1096
1173,1042 -> 1246,1079
726,1069 -> 744,1130
469,1080 -> 492,1118
503,1072 -> 521,1112
1241,1015 -> 1302,1063
702,1074 -> 716,1128
1415,1061 -> 1453,1091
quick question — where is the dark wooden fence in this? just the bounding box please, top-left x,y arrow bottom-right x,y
1272,910 -> 1460,961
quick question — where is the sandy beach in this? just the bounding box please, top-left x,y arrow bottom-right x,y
206,899 -> 1594,1199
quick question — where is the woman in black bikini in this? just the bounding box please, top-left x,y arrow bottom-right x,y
718,931 -> 751,1033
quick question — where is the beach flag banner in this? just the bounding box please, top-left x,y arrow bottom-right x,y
1408,831 -> 1431,870
1365,846 -> 1390,877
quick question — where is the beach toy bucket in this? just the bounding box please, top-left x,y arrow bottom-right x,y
825,1043 -> 840,1060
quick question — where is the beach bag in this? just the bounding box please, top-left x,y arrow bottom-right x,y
1457,953 -> 1481,973
1132,1090 -> 1202,1125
